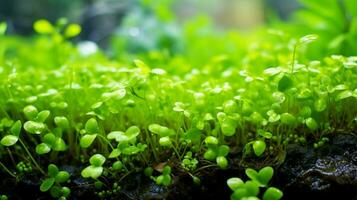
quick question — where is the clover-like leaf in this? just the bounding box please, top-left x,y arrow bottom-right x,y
107,131 -> 127,142
148,124 -> 173,137
81,165 -> 103,179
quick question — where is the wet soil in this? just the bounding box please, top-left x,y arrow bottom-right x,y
1,133 -> 357,200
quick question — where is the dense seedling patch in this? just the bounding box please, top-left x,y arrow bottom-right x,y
0,1 -> 357,199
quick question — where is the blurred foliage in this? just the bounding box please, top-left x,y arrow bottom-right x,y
277,0 -> 357,58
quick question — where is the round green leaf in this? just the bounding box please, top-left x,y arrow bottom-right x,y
253,140 -> 266,156
55,171 -> 70,183
216,156 -> 228,169
314,98 -> 327,112
280,113 -> 296,126
52,138 -> 66,151
122,146 -> 140,155
125,126 -> 140,140
245,180 -> 260,197
81,166 -> 103,179
258,166 -> 274,186
23,105 -> 38,120
64,24 -> 81,38
218,145 -> 230,157
40,178 -> 55,192
204,136 -> 218,145
85,118 -> 99,134
159,136 -> 172,147
336,90 -> 353,101
1,135 -> 18,146
109,149 -> 121,158
227,177 -> 244,191
231,188 -> 248,200
10,120 -> 22,137
272,92 -> 285,104
36,143 -> 51,154
24,121 -> 46,134
0,22 -> 7,35
44,133 -> 56,145
48,164 -> 59,177
54,116 -> 69,130
80,134 -> 97,148
107,131 -> 127,142
112,161 -> 123,170
160,166 -> 170,176
36,110 -> 50,123
49,185 -> 62,198
263,187 -> 283,200
245,168 -> 259,182
61,186 -> 71,198
148,124 -> 173,137
203,149 -> 217,160
306,117 -> 318,131
34,19 -> 54,34
89,154 -> 106,167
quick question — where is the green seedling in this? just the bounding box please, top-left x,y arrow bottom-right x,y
204,136 -> 230,169
148,124 -> 175,147
81,154 -> 106,179
227,166 -> 282,200
152,165 -> 172,186
181,151 -> 198,171
80,118 -> 99,148
40,164 -> 71,199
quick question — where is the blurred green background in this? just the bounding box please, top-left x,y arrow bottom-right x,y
1,0 -> 356,60
0,0 -> 299,47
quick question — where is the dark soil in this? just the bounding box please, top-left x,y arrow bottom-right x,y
1,133 -> 357,200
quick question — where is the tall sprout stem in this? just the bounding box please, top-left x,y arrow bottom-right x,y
19,139 -> 45,175
291,44 -> 298,74
0,161 -> 17,179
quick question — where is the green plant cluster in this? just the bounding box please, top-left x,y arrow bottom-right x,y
0,0 -> 356,199
227,167 -> 282,200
